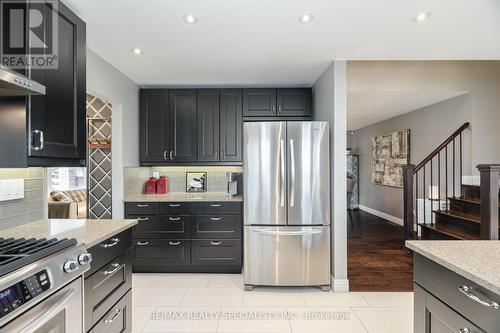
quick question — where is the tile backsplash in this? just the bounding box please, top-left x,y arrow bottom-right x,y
124,166 -> 243,197
0,168 -> 45,230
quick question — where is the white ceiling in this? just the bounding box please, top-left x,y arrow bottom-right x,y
63,0 -> 500,86
347,91 -> 467,130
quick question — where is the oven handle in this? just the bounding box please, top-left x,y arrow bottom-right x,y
18,289 -> 74,333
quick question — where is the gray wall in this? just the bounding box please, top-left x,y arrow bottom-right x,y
350,61 -> 500,220
87,49 -> 140,218
0,168 -> 45,230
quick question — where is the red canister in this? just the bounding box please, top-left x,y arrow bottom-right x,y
145,177 -> 157,194
156,176 -> 169,194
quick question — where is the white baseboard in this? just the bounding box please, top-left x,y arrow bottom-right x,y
358,205 -> 404,226
331,277 -> 349,293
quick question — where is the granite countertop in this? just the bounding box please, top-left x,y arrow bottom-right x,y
1,219 -> 138,248
407,240 -> 500,295
124,191 -> 243,202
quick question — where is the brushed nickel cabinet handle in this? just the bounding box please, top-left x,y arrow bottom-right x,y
137,217 -> 149,222
103,263 -> 120,275
210,241 -> 222,246
210,203 -> 222,207
459,328 -> 470,333
169,241 -> 181,246
170,151 -> 174,160
102,238 -> 120,248
137,204 -> 149,208
169,217 -> 181,221
163,150 -> 168,160
104,308 -> 122,324
169,203 -> 181,207
137,241 -> 149,246
210,217 -> 222,221
459,285 -> 499,309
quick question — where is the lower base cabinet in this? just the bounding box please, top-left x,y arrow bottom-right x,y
125,201 -> 242,273
85,229 -> 133,333
89,290 -> 132,333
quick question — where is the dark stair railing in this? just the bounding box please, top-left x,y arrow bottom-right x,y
403,122 -> 470,241
478,164 -> 500,240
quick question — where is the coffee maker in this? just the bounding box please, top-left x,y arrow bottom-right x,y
226,171 -> 243,196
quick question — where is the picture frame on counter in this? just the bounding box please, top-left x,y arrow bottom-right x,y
186,172 -> 207,192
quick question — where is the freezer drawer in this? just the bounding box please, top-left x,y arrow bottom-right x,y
244,226 -> 330,287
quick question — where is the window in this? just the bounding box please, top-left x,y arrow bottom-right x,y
47,168 -> 86,192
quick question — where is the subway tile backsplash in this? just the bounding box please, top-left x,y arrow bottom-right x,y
0,168 -> 45,230
124,166 -> 243,197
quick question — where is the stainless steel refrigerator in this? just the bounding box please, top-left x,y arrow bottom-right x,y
243,121 -> 330,290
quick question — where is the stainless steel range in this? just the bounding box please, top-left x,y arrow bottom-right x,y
0,237 -> 91,332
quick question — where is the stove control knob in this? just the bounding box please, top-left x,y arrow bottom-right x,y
78,253 -> 92,265
63,260 -> 79,273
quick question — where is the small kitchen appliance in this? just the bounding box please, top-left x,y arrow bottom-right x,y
226,171 -> 243,196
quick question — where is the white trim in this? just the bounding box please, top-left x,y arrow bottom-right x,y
331,277 -> 350,293
358,205 -> 404,226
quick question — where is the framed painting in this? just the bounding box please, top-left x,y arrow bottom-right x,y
372,129 -> 410,187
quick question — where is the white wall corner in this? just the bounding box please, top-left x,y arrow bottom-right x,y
331,276 -> 350,293
358,205 -> 404,226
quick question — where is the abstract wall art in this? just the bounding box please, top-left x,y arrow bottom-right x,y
371,129 -> 410,187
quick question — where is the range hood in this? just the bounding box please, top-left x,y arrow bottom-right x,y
0,65 -> 46,96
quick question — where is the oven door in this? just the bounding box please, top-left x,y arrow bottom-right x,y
0,277 -> 83,333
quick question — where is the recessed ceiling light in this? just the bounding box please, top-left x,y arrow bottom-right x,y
183,14 -> 198,24
298,13 -> 313,24
413,11 -> 431,23
131,48 -> 143,55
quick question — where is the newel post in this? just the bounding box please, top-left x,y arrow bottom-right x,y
402,164 -> 416,242
478,164 -> 500,240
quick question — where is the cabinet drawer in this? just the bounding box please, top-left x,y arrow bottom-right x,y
87,229 -> 132,277
132,215 -> 190,239
85,249 -> 132,331
191,240 -> 241,266
192,215 -> 241,239
415,254 -> 500,332
160,202 -> 190,215
90,290 -> 132,333
134,239 -> 190,266
125,202 -> 159,215
191,202 -> 241,215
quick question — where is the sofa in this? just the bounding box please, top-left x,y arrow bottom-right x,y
48,189 -> 87,219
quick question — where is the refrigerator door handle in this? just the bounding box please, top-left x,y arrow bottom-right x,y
280,139 -> 285,207
289,138 -> 296,207
252,228 -> 322,236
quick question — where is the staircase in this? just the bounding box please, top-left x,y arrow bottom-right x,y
419,184 -> 500,240
402,122 -> 500,242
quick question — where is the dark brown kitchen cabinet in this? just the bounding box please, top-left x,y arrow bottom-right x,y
140,90 -> 169,163
197,89 -> 220,162
169,90 -> 198,162
0,2 -> 86,167
29,2 -> 86,163
243,88 -> 311,118
220,89 -> 243,162
242,88 -> 276,116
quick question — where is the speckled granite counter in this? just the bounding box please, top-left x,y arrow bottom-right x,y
407,240 -> 500,295
124,192 -> 243,202
0,219 -> 137,248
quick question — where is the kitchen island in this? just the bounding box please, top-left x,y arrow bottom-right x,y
407,240 -> 500,333
2,218 -> 137,333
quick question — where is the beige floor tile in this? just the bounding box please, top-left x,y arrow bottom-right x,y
287,307 -> 368,333
181,288 -> 244,306
359,292 -> 413,307
132,306 -> 156,332
132,273 -> 161,288
142,306 -> 220,332
218,307 -> 291,333
133,287 -> 187,306
302,291 -> 370,307
243,290 -> 306,307
353,307 -> 413,333
208,274 -> 244,289
155,274 -> 212,288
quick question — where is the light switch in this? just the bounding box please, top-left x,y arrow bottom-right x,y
0,179 -> 25,201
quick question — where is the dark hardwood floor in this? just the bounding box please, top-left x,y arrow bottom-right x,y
348,210 -> 413,292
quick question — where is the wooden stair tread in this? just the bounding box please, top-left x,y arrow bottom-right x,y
418,223 -> 479,240
448,197 -> 500,207
434,210 -> 481,224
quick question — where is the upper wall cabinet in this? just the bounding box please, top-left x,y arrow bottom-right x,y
140,89 -> 243,165
243,88 -> 311,118
0,2 -> 86,167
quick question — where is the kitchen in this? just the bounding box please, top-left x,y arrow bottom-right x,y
1,1 -> 500,333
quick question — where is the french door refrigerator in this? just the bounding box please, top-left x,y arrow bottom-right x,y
243,121 -> 330,290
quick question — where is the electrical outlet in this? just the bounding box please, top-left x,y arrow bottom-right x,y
0,179 -> 25,201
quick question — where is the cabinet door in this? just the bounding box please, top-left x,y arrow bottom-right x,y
140,90 -> 169,163
242,88 -> 276,116
276,88 -> 311,116
29,3 -> 86,161
134,239 -> 190,266
197,89 -> 220,162
220,89 -> 243,162
169,90 -> 197,162
191,240 -> 242,266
